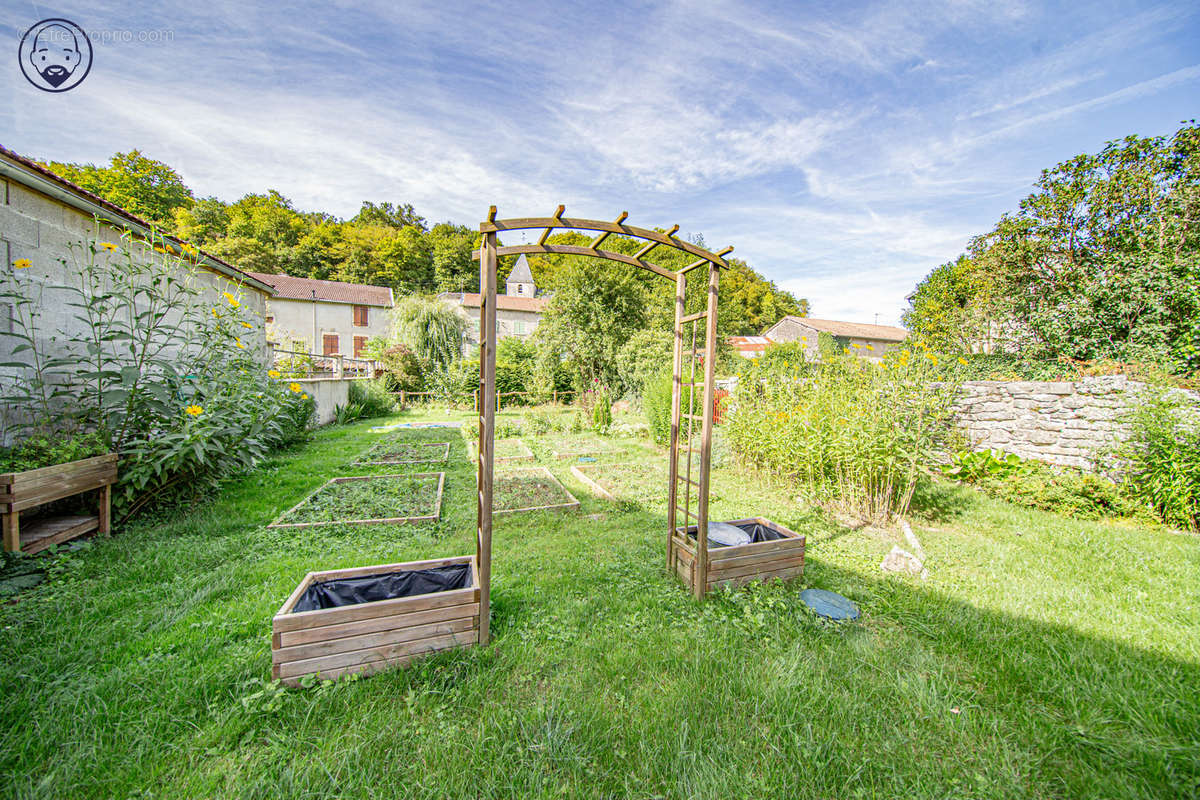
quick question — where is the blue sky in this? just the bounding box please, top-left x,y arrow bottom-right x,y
3,1 -> 1197,325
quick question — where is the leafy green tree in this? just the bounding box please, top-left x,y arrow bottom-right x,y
903,254 -> 1002,352
352,201 -> 426,230
533,258 -> 647,387
391,296 -> 465,370
43,150 -> 193,227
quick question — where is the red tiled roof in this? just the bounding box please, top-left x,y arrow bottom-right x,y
450,292 -> 549,312
728,336 -> 770,351
246,272 -> 393,306
767,316 -> 908,342
0,144 -> 274,295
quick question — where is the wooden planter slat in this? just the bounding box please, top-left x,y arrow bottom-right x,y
568,465 -> 616,500
271,554 -> 480,685
671,517 -> 805,595
1,454 -> 117,554
278,601 -> 480,648
267,472 -> 444,529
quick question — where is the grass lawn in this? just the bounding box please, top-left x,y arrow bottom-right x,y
1,406 -> 1197,798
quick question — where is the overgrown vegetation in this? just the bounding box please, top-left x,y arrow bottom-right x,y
1113,385 -> 1200,531
276,474 -> 440,524
0,230 -> 313,517
727,346 -> 960,520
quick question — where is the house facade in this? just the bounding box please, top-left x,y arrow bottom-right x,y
247,272 -> 393,358
763,316 -> 909,361
438,254 -> 547,353
0,145 -> 274,387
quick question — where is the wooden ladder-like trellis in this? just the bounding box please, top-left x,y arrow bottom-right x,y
473,206 -> 732,643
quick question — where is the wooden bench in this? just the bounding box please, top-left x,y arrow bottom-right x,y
1,454 -> 118,555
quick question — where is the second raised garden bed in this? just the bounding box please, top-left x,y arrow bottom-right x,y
272,555 -> 480,685
672,517 -> 805,595
2,454 -> 118,554
268,472 -> 444,529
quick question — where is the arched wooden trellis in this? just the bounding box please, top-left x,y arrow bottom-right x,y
472,206 -> 732,643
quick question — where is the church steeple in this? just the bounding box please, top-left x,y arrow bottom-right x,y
506,254 -> 536,296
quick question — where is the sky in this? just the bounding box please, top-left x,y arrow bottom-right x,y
2,1 -> 1197,326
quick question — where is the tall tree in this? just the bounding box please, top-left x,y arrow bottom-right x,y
43,150 -> 193,227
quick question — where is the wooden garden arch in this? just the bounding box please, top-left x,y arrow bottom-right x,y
473,206 -> 732,643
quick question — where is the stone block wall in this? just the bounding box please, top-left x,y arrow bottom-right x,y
955,375 -> 1198,470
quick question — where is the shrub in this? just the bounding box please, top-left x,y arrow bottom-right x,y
975,460 -> 1146,520
524,409 -> 552,435
642,371 -> 703,445
374,343 -> 423,393
590,385 -> 613,434
1113,386 -> 1200,531
347,378 -> 397,419
725,346 -> 960,520
941,449 -> 1026,482
0,228 -> 313,519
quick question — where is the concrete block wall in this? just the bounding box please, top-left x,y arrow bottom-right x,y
955,375 -> 1199,469
294,377 -> 353,426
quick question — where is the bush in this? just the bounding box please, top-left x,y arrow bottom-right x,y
0,229 -> 313,519
347,378 -> 397,419
642,371 -> 704,445
0,429 -> 108,473
1113,386 -> 1200,531
975,460 -> 1146,521
524,409 -> 552,435
374,343 -> 423,393
726,346 -> 960,520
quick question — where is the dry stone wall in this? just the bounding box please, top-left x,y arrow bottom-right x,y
954,375 -> 1198,470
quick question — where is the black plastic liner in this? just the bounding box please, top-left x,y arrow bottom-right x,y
294,563 -> 472,612
688,520 -> 790,548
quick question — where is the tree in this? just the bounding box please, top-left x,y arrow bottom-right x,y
903,254 -> 1002,352
352,201 -> 426,230
390,296 -> 465,370
42,150 -> 193,227
905,122 -> 1200,373
533,258 -> 647,387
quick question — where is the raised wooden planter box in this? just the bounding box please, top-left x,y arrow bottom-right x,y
271,555 -> 480,686
1,454 -> 118,555
671,517 -> 805,595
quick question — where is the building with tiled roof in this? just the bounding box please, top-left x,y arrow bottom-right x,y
247,272 -> 393,358
438,255 -> 548,352
763,316 -> 909,362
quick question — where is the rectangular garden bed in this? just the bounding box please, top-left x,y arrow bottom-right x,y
271,555 -> 480,685
542,435 -> 618,460
268,472 -> 444,529
492,466 -> 580,515
468,437 -> 535,464
672,517 -> 805,594
353,440 -> 450,466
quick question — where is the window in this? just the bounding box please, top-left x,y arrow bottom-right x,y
323,334 -> 339,355
353,336 -> 367,357
515,284 -> 524,295
513,320 -> 527,335
353,305 -> 369,327
265,315 -> 274,324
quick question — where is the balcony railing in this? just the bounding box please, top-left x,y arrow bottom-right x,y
269,346 -> 377,380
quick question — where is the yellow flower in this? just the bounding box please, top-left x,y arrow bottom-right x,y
801,336 -> 807,343
240,321 -> 253,329
268,369 -> 281,378
184,405 -> 204,416
301,393 -> 309,400
99,242 -> 118,252
222,291 -> 240,308
212,308 -> 219,317
957,357 -> 968,366
181,242 -> 198,257
288,382 -> 302,393
865,344 -> 874,351
851,343 -> 862,350
12,258 -> 32,269
930,355 -> 940,366
255,392 -> 264,398
234,337 -> 245,349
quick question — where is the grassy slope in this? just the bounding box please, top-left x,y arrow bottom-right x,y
0,407 -> 1196,799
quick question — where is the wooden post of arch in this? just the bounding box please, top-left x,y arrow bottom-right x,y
476,226 -> 498,645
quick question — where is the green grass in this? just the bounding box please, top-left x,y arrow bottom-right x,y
351,438 -> 450,465
494,468 -> 578,512
1,406 -> 1197,799
273,473 -> 441,525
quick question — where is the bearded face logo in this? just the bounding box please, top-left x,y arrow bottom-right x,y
19,19 -> 92,93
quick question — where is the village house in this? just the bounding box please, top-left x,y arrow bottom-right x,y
762,316 -> 909,361
438,254 -> 547,354
247,272 -> 393,358
0,145 -> 275,374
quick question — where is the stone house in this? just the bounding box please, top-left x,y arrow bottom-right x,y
439,254 -> 548,353
247,272 -> 393,358
763,316 -> 909,362
0,145 -> 274,430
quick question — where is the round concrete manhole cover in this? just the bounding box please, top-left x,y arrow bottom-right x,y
800,589 -> 860,621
